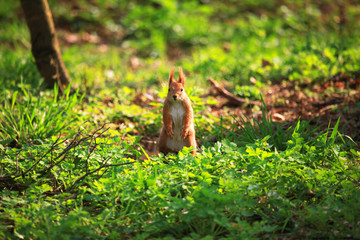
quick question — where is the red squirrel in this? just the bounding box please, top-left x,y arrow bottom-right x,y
158,67 -> 197,155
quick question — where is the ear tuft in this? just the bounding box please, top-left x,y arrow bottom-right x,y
178,67 -> 185,85
169,67 -> 175,86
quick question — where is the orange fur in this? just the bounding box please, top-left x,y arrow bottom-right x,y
158,67 -> 197,155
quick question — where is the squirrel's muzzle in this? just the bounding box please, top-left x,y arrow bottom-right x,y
173,95 -> 177,100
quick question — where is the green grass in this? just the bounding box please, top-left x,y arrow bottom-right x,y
1,117 -> 359,239
0,0 -> 360,239
0,85 -> 82,146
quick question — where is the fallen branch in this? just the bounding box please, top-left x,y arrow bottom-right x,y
66,159 -> 135,192
1,123 -> 138,194
311,97 -> 342,108
208,77 -> 261,107
38,124 -> 110,178
0,124 -> 109,182
0,134 -> 64,181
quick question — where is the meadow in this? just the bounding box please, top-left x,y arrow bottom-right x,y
0,0 -> 360,239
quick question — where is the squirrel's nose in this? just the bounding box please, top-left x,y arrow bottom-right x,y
173,95 -> 177,100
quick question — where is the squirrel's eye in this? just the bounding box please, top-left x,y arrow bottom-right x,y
181,88 -> 184,92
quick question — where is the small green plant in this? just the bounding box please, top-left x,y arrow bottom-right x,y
234,84 -> 262,100
229,98 -> 319,151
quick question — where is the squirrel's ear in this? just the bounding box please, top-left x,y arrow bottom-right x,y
178,67 -> 185,85
169,67 -> 175,86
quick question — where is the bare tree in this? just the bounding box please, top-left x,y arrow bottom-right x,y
20,0 -> 70,93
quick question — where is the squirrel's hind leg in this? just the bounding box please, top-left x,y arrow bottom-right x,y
158,128 -> 177,155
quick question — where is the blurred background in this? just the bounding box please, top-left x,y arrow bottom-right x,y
1,0 -> 360,89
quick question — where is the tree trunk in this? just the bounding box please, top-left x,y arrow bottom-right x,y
20,0 -> 70,93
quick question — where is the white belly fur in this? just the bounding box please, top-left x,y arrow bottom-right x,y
166,102 -> 188,151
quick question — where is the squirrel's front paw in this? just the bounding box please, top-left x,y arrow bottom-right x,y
182,128 -> 190,139
166,128 -> 173,138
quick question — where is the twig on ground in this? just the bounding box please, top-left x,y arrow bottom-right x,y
66,159 -> 135,192
208,77 -> 261,107
311,97 -> 342,108
0,135 -> 64,181
0,124 -> 109,182
38,124 -> 110,178
1,123 -> 136,195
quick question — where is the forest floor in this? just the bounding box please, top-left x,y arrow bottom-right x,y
1,1 -> 360,239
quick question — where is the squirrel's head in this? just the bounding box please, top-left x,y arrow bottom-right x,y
168,67 -> 187,102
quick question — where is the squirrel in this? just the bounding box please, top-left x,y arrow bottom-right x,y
158,67 -> 197,155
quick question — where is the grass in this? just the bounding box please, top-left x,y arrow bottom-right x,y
0,86 -> 82,146
1,116 -> 358,239
0,0 -> 360,239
